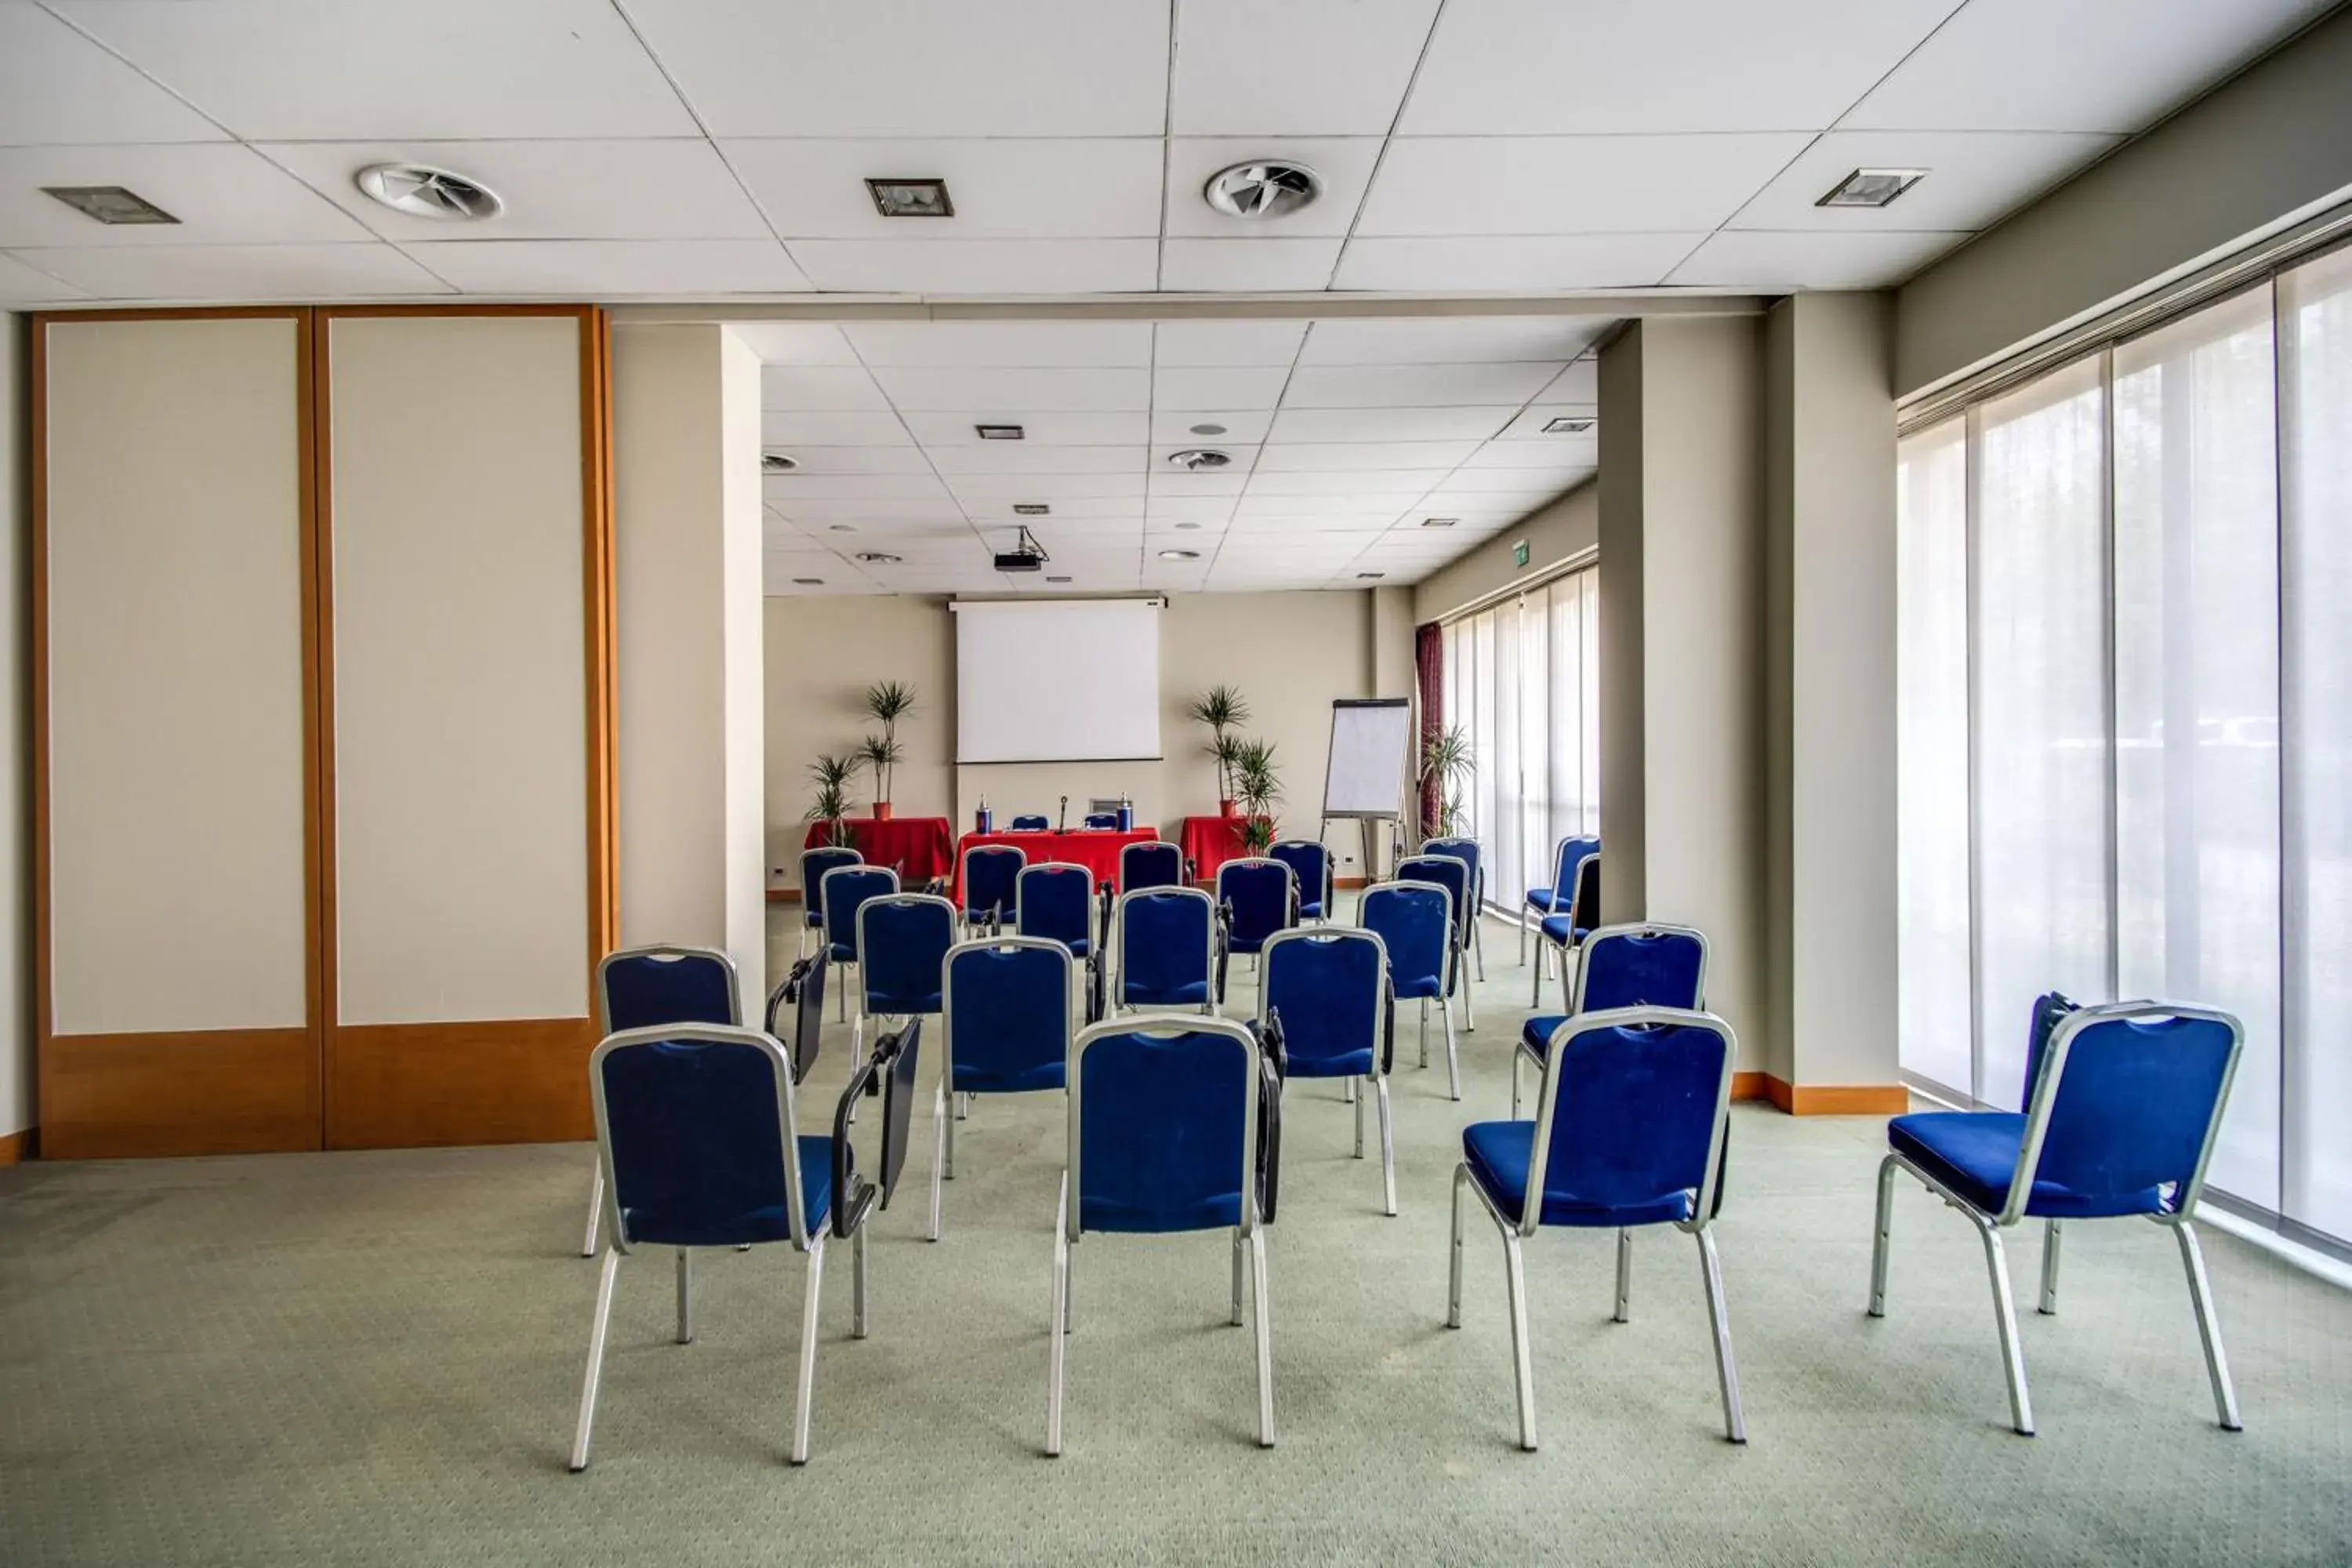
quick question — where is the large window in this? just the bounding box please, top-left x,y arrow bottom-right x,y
1898,249 -> 2352,1247
1438,566 -> 1599,909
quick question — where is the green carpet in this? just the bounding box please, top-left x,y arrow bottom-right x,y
2,913 -> 2347,1566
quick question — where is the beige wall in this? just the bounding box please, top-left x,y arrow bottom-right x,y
1896,6 -> 2352,397
765,589 -> 1393,888
2,315 -> 26,1136
1412,484 -> 1599,625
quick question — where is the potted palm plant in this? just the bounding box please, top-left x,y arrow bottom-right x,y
861,679 -> 916,819
805,753 -> 858,848
1418,723 -> 1475,840
1189,684 -> 1250,818
1233,738 -> 1282,856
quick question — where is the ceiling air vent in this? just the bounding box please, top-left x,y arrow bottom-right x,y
1203,161 -> 1323,220
761,452 -> 800,474
1167,448 -> 1232,470
355,163 -> 503,222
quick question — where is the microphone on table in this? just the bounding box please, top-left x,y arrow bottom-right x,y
1058,795 -> 1069,833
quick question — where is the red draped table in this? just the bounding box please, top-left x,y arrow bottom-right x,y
1178,815 -> 1257,886
801,816 -> 956,884
949,827 -> 1160,900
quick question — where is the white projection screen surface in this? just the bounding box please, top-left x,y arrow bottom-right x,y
954,599 -> 1163,763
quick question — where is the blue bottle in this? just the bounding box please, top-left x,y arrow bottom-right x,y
976,796 -> 993,835
1116,793 -> 1134,832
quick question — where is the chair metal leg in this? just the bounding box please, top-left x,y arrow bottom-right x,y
1047,1174 -> 1069,1457
1446,1164 -> 1468,1327
1613,1229 -> 1632,1323
1377,1078 -> 1396,1217
1462,956 -> 1476,1033
1511,1051 -> 1521,1118
946,1089 -> 959,1177
1696,1227 -> 1747,1443
1442,996 -> 1460,1102
1503,1229 -> 1537,1452
2038,1219 -> 2063,1316
1418,998 -> 1428,1069
1973,1219 -> 2034,1436
1518,909 -> 1528,967
790,1234 -> 827,1465
581,1166 -> 604,1258
1250,1225 -> 1274,1449
2173,1221 -> 2243,1431
837,961 -> 848,1021
1230,1229 -> 1246,1327
1353,1076 -> 1366,1158
1533,942 -> 1547,1006
956,1091 -> 970,1120
675,1247 -> 694,1345
1344,1076 -> 1356,1104
928,1081 -> 947,1243
1867,1154 -> 1898,1316
1472,916 -> 1485,982
852,1221 -> 870,1339
568,1246 -> 621,1472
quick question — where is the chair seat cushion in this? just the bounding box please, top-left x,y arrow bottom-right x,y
1522,887 -> 1556,912
620,1134 -> 835,1247
1080,1189 -> 1243,1234
951,1058 -> 1064,1095
1123,978 -> 1211,1007
1298,898 -> 1326,920
1287,1045 -> 1374,1079
1461,1120 -> 1693,1229
1519,1014 -> 1567,1061
1537,915 -> 1591,945
1888,1112 -> 2168,1220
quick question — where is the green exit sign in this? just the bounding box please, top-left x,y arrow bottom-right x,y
1512,539 -> 1530,568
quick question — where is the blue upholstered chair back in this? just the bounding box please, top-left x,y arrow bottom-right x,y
1396,855 -> 1471,947
1574,924 -> 1707,1013
1218,858 -> 1294,953
1543,836 -> 1602,909
1261,928 -> 1385,1079
1011,814 -> 1051,831
1083,812 -> 1120,829
1121,840 -> 1184,891
1070,1018 -> 1259,1236
1529,1007 -> 1734,1234
1117,887 -> 1214,1007
597,945 -> 740,1033
593,1025 -> 807,1250
1422,836 -> 1482,898
800,846 -> 863,931
2022,1005 -> 2242,1218
1018,863 -> 1094,953
1268,840 -> 1330,913
1361,881 -> 1452,1000
944,938 -> 1073,1095
858,894 -> 956,1017
962,844 -> 1025,923
822,866 -> 899,962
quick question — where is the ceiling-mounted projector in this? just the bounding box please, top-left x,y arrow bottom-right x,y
994,525 -> 1049,574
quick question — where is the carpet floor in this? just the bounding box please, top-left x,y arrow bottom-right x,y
2,911 -> 2347,1566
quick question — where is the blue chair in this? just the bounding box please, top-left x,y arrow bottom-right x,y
1449,1005 -> 1744,1451
1011,814 -> 1051,831
857,892 -> 956,1061
821,864 -> 899,1025
1120,839 -> 1185,892
960,843 -> 1025,935
1868,998 -> 2246,1436
1421,836 -> 1486,980
1523,834 -> 1599,967
1216,858 -> 1296,1002
1269,840 -> 1332,922
1261,927 -> 1396,1215
1082,811 -> 1120,829
581,945 -> 743,1257
1530,849 -> 1601,1008
1020,862 -> 1104,1022
573,1022 -> 872,1470
1114,886 -> 1218,1014
930,937 -> 1075,1241
798,844 -> 864,960
1362,880 -> 1460,1101
1514,922 -> 1708,1117
1048,1015 -> 1277,1454
1398,854 -> 1475,1032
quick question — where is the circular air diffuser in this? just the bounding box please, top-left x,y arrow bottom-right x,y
1203,161 -> 1323,220
354,163 -> 503,222
1167,448 -> 1232,470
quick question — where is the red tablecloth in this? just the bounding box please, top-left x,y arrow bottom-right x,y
801,817 -> 955,884
949,827 -> 1160,899
1178,814 -> 1258,885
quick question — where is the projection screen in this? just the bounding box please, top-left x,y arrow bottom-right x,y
953,598 -> 1163,763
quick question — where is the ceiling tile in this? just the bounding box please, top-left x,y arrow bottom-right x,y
1438,465 -> 1592,493
1243,469 -> 1448,496
1171,0 -> 1439,134
788,238 -> 1159,293
1358,134 -> 1813,236
1417,481 -> 1559,509
977,495 -> 1145,521
900,409 -> 1149,445
762,446 -> 937,476
1727,131 -> 2125,232
1268,405 -> 1517,443
1159,237 -> 1344,292
926,445 -> 1147,476
760,409 -> 914,446
1495,403 -> 1599,439
1841,0 -> 2334,135
1332,234 -> 1704,291
260,140 -> 771,243
760,472 -> 951,499
623,0 -> 1171,136
872,364 -> 1152,411
729,323 -> 862,365
406,238 -> 807,295
1535,360 -> 1600,402
1151,319 -> 1308,366
1142,495 -> 1240,522
1152,365 -> 1292,408
761,365 -> 892,412
1151,408 -> 1275,443
948,472 -> 1149,500
0,143 -> 372,247
1225,513 -> 1402,533
1235,493 -> 1416,517
1280,361 -> 1560,407
0,3 -> 226,145
769,495 -> 964,521
1298,315 -> 1610,365
0,251 -> 82,303
1399,0 -> 1956,134
1462,434 -> 1596,467
1665,228 -> 1970,291
847,321 -> 1152,366
1146,471 -> 1249,497
727,137 -> 1163,240
16,242 -> 447,300
54,0 -> 698,140
1254,440 -> 1480,470
1164,137 -> 1384,238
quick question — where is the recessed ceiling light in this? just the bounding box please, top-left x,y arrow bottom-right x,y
855,551 -> 902,564
1356,572 -> 1386,580
1167,448 -> 1232,470
1541,416 -> 1596,435
1173,521 -> 1203,531
1189,423 -> 1228,437
792,577 -> 825,585
1158,548 -> 1202,561
1816,168 -> 1928,209
829,524 -> 855,533
1047,575 -> 1073,583
761,452 -> 800,474
1203,160 -> 1323,220
1420,517 -> 1460,528
866,177 -> 953,219
42,184 -> 178,226
1012,503 -> 1050,516
976,423 -> 1025,441
355,162 -> 503,222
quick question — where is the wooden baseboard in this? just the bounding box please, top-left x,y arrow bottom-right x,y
1730,1071 -> 1769,1102
768,887 -> 801,904
328,1017 -> 597,1149
1763,1076 -> 1908,1116
0,1127 -> 34,1166
42,1027 -> 321,1160
1334,875 -> 1369,890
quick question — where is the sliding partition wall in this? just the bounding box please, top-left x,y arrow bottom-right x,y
1437,564 -> 1600,909
34,307 -> 615,1158
1896,242 -> 2352,1247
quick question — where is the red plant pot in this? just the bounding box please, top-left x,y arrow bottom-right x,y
1220,798 -> 1240,819
873,800 -> 894,822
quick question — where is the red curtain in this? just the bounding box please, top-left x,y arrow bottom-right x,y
1414,621 -> 1443,838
